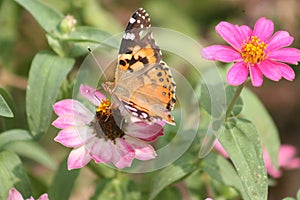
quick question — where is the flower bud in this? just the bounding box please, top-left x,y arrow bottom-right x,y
59,14 -> 77,34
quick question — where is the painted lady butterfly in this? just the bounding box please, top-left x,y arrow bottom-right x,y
103,8 -> 176,125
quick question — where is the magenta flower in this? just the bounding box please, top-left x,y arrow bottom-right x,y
7,188 -> 48,200
214,141 -> 300,178
263,144 -> 300,178
52,85 -> 164,170
201,17 -> 300,87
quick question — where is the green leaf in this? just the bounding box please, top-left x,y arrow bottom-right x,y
26,51 -> 74,139
0,0 -> 19,65
0,94 -> 14,118
153,187 -> 182,200
219,118 -> 268,200
92,177 -> 141,200
282,198 -> 295,200
202,153 -> 249,199
13,0 -> 63,34
225,85 -> 243,117
64,26 -> 116,57
6,141 -> 55,169
297,189 -> 300,200
45,34 -> 66,57
66,26 -> 112,43
149,154 -> 197,200
0,151 -> 31,199
0,129 -> 32,147
48,157 -> 80,200
0,129 -> 55,169
199,83 -> 226,118
241,88 -> 280,169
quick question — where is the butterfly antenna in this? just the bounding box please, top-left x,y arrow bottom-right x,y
87,47 -> 108,80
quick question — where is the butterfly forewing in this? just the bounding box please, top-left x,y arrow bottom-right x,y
104,8 -> 176,125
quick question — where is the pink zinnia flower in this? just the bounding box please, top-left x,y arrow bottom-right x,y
214,141 -> 300,178
263,144 -> 300,178
7,188 -> 48,200
201,17 -> 300,87
52,85 -> 164,170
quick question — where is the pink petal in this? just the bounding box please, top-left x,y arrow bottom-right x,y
278,145 -> 300,169
52,115 -> 88,129
267,31 -> 294,51
258,60 -> 282,81
54,126 -> 94,148
67,146 -> 92,170
239,25 -> 252,39
216,22 -> 245,50
268,48 -> 300,65
213,140 -> 229,158
126,122 -> 164,142
90,139 -> 113,163
226,62 -> 249,86
266,165 -> 282,178
275,62 -> 295,81
37,194 -> 49,200
249,64 -> 263,87
201,45 -> 241,62
252,17 -> 274,42
80,85 -> 106,106
283,158 -> 300,169
7,188 -> 24,200
112,138 -> 135,168
53,100 -> 93,119
263,150 -> 282,178
125,136 -> 157,160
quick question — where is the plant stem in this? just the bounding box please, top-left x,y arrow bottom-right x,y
87,162 -> 115,179
225,82 -> 246,118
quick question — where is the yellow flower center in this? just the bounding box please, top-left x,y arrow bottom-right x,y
93,99 -> 125,141
241,36 -> 268,64
96,99 -> 111,116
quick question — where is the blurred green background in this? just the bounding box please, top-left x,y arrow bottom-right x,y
0,0 -> 299,199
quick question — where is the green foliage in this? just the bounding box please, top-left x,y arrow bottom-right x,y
1,0 -> 297,199
13,0 -> 63,34
26,51 -> 74,139
241,88 -> 280,169
219,118 -> 268,200
0,151 -> 32,199
202,153 -> 247,198
0,91 -> 14,118
92,177 -> 141,200
153,187 -> 182,200
48,157 -> 80,200
149,154 -> 198,199
0,129 -> 55,169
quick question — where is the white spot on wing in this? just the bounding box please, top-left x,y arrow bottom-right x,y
129,17 -> 136,24
141,112 -> 148,119
123,32 -> 135,40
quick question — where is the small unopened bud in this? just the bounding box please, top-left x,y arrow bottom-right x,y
60,15 -> 77,34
